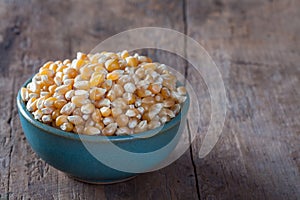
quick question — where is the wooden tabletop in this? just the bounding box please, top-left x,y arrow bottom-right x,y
0,0 -> 299,199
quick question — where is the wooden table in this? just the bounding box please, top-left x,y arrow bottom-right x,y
0,0 -> 299,199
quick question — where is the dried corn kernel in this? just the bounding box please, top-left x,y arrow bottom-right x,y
125,56 -> 138,67
68,115 -> 84,125
102,123 -> 117,136
60,122 -> 74,132
56,115 -> 68,126
116,114 -> 129,127
105,58 -> 120,72
100,107 -> 111,117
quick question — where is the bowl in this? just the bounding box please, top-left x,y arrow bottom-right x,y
17,78 -> 190,184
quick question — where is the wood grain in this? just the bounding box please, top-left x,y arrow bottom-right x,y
0,0 -> 299,199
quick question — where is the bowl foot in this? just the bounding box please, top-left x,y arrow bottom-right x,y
71,175 -> 138,185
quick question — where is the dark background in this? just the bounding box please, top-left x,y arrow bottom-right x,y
0,0 -> 299,199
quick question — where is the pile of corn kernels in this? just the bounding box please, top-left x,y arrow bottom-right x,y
21,51 -> 187,136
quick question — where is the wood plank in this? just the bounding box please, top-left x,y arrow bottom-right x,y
186,0 -> 300,199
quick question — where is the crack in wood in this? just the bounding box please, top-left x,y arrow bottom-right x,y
6,76 -> 15,200
187,119 -> 201,200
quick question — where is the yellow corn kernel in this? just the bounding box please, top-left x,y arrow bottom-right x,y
102,123 -> 117,136
136,88 -> 151,98
39,61 -> 53,71
81,103 -> 95,115
111,107 -> 122,118
20,87 -> 29,101
92,109 -> 102,123
63,59 -> 71,65
105,58 -> 120,72
84,126 -> 101,135
142,63 -> 156,70
54,99 -> 67,109
138,56 -> 152,63
63,68 -> 77,78
149,83 -> 162,94
116,114 -> 129,127
48,85 -> 57,94
125,56 -> 138,67
67,115 -> 84,125
56,65 -> 68,73
39,69 -> 55,78
177,86 -> 187,95
60,122 -> 74,132
89,88 -> 106,101
123,93 -> 136,104
142,96 -> 155,104
155,94 -> 164,102
161,87 -> 170,98
26,97 -> 37,112
101,80 -> 113,91
71,96 -> 85,107
36,97 -> 45,110
100,107 -> 111,117
75,59 -> 85,70
51,109 -> 60,120
95,122 -> 104,130
94,64 -> 106,72
163,98 -> 175,108
106,90 -> 116,102
106,71 -> 121,81
121,50 -> 130,59
43,97 -> 57,107
49,63 -> 58,71
55,84 -> 72,95
73,125 -> 84,134
73,80 -> 90,90
55,115 -> 68,126
77,52 -> 88,60
89,73 -> 105,87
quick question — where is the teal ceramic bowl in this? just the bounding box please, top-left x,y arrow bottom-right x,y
17,78 -> 190,184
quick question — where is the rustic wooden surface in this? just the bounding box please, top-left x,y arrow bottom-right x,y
0,0 -> 299,199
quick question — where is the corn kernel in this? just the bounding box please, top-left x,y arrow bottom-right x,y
56,115 -> 68,126
89,73 -> 105,87
68,115 -> 84,125
54,99 -> 67,109
102,123 -> 117,136
60,122 -> 74,132
105,58 -> 120,72
100,107 -> 111,117
116,114 -> 129,127
89,87 -> 106,101
51,109 -> 60,120
73,80 -> 90,90
44,97 -> 57,107
71,95 -> 90,107
21,87 -> 29,101
92,109 -> 102,123
84,126 -> 101,135
60,102 -> 75,115
55,84 -> 71,95
121,50 -> 129,59
81,103 -> 95,114
125,56 -> 138,67
107,71 -> 121,81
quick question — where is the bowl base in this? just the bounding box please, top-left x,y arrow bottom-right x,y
71,175 -> 138,185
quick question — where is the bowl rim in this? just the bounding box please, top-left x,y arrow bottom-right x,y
17,77 -> 190,143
